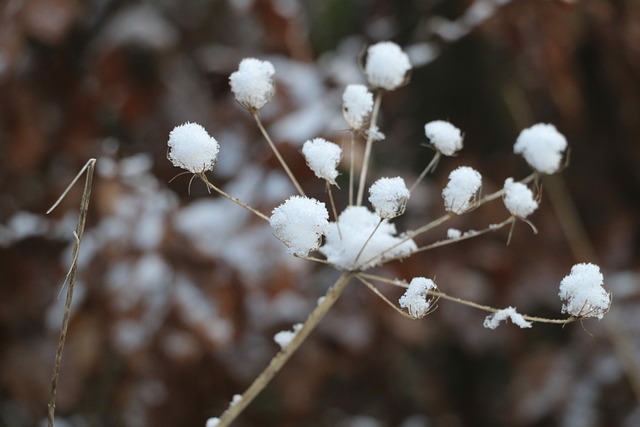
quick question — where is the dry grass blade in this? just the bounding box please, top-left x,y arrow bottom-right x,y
47,158 -> 96,427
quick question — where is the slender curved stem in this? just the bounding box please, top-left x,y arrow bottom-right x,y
252,111 -> 306,197
356,91 -> 383,206
48,158 -> 96,427
409,151 -> 441,194
214,273 -> 353,427
349,132 -> 356,206
198,174 -> 269,222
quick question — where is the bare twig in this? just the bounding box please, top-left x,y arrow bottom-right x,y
47,158 -> 96,427
213,272 -> 353,427
356,91 -> 383,206
198,173 -> 270,222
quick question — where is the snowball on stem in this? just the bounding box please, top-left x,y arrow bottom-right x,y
503,178 -> 538,218
301,138 -> 342,185
364,41 -> 412,91
442,166 -> 482,214
229,58 -> 275,110
559,263 -> 610,319
167,122 -> 220,173
399,277 -> 438,319
424,120 -> 463,156
342,84 -> 374,130
514,123 -> 568,174
368,177 -> 410,219
270,196 -> 329,256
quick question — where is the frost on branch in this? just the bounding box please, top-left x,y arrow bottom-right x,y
483,307 -> 532,329
514,123 -> 568,174
270,196 -> 329,256
167,122 -> 220,173
364,41 -> 412,91
399,277 -> 437,319
229,58 -> 275,110
424,120 -> 463,156
342,84 -> 374,130
274,323 -> 303,350
442,166 -> 482,214
301,138 -> 342,185
503,178 -> 538,218
368,177 -> 410,219
559,263 -> 611,319
320,206 -> 417,271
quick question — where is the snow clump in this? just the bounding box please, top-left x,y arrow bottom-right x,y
364,41 -> 412,91
320,206 -> 417,271
559,263 -> 610,319
368,177 -> 410,219
167,122 -> 220,173
483,307 -> 532,329
273,323 -> 303,350
301,138 -> 342,185
513,123 -> 568,174
229,58 -> 276,110
270,196 -> 329,256
442,166 -> 482,214
503,178 -> 538,218
399,277 -> 438,319
342,84 -> 374,130
424,120 -> 463,156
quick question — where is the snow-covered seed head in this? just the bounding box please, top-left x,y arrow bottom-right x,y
167,122 -> 220,173
399,277 -> 438,319
342,84 -> 374,130
301,138 -> 342,185
368,177 -> 410,219
503,178 -> 538,218
364,41 -> 412,91
559,263 -> 611,319
424,120 -> 463,156
514,123 -> 568,174
229,58 -> 275,111
442,166 -> 482,214
270,196 -> 329,257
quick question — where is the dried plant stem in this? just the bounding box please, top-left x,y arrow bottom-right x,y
353,219 -> 383,268
199,174 -> 269,222
214,272 -> 353,427
356,91 -> 383,206
355,275 -> 413,318
358,273 -> 575,325
348,132 -> 356,205
47,159 -> 96,427
252,111 -> 306,197
409,151 -> 441,194
326,181 -> 342,239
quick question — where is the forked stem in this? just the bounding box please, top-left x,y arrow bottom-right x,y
252,111 -> 306,197
48,158 -> 96,427
213,272 -> 353,427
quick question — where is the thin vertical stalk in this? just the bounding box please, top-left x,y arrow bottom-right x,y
47,159 -> 96,427
356,91 -> 383,206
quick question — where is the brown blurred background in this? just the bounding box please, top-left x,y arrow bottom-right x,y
1,0 -> 640,426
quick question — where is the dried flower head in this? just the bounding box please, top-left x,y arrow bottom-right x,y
229,58 -> 276,110
167,122 -> 220,173
364,41 -> 412,91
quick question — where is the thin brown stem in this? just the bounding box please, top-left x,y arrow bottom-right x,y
349,132 -> 356,206
409,151 -> 441,194
252,111 -> 306,197
326,181 -> 342,240
48,158 -> 96,427
198,174 -> 269,222
356,91 -> 383,206
214,272 -> 352,427
355,274 -> 412,318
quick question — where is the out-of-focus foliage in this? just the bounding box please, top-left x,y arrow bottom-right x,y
1,1 -> 640,426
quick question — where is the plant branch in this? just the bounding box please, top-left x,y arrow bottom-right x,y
252,111 -> 306,197
356,91 -> 383,206
214,272 -> 353,427
198,174 -> 270,222
47,158 -> 96,427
